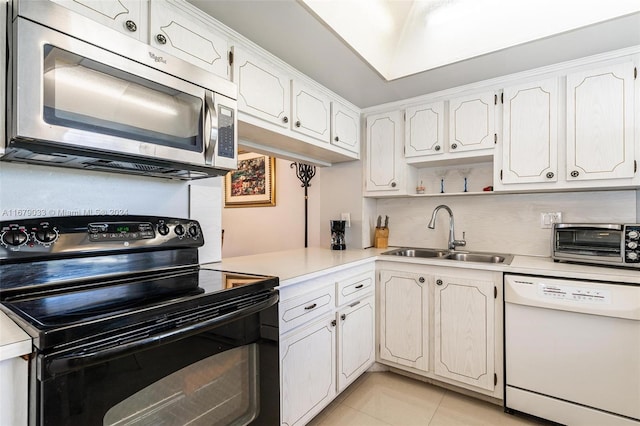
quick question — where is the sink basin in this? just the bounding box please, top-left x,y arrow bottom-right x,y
382,248 -> 449,258
381,248 -> 513,265
443,252 -> 510,264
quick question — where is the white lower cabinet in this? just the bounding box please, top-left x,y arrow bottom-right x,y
279,265 -> 375,425
281,314 -> 337,426
377,263 -> 503,398
433,274 -> 495,391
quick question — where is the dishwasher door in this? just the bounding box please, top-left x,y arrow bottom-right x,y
504,274 -> 640,425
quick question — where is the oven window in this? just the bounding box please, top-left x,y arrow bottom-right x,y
103,344 -> 258,426
42,45 -> 203,152
556,228 -> 621,256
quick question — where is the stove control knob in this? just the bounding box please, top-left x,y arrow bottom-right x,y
34,227 -> 59,245
628,241 -> 638,250
157,223 -> 170,236
627,230 -> 639,240
188,224 -> 199,238
1,229 -> 29,247
174,224 -> 185,236
627,252 -> 639,261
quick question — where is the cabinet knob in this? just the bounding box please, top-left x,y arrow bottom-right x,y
331,319 -> 337,327
156,34 -> 167,44
570,170 -> 580,178
436,279 -> 443,286
125,20 -> 137,32
391,182 -> 396,188
546,172 -> 555,179
418,277 -> 425,283
434,145 -> 441,151
295,120 -> 301,128
335,136 -> 339,142
340,314 -> 346,321
282,116 -> 289,124
451,143 -> 458,150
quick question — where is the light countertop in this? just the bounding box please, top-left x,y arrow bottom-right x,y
4,246 -> 639,357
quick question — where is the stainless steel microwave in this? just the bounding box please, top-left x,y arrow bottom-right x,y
552,223 -> 640,268
2,1 -> 237,179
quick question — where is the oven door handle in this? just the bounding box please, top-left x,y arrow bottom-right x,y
43,291 -> 278,377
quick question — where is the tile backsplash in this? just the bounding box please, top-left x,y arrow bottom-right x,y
377,190 -> 636,257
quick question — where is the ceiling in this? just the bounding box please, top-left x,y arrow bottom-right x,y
188,0 -> 640,108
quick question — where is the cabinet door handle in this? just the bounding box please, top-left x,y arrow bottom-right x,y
570,170 -> 580,178
156,34 -> 167,44
546,172 -> 555,179
331,319 -> 337,327
349,301 -> 361,308
436,279 -> 443,286
340,314 -> 346,321
125,20 -> 137,32
419,277 -> 425,283
434,145 -> 441,151
334,136 -> 339,142
304,303 -> 317,310
391,182 -> 397,188
295,120 -> 301,128
283,116 -> 289,124
354,284 -> 364,289
451,143 -> 458,150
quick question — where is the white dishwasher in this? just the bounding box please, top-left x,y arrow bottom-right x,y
504,274 -> 640,426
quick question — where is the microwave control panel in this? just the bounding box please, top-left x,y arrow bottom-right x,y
217,106 -> 235,159
624,225 -> 640,263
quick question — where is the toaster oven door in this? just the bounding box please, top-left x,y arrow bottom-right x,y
554,224 -> 624,261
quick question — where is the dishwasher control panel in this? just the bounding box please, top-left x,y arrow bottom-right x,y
538,283 -> 611,304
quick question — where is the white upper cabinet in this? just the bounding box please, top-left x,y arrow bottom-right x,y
449,91 -> 496,153
566,61 -> 636,182
50,0 -> 145,40
405,101 -> 445,158
365,111 -> 405,193
291,81 -> 331,142
149,2 -> 229,79
331,102 -> 360,155
501,78 -> 559,184
233,47 -> 291,128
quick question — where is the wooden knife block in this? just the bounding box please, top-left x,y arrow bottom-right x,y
374,227 -> 389,248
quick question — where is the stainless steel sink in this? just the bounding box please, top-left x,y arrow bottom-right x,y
442,252 -> 510,264
381,248 -> 513,265
382,248 -> 449,258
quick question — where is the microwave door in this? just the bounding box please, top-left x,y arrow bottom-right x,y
11,18 -> 207,167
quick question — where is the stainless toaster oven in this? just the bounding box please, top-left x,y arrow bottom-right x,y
552,223 -> 640,267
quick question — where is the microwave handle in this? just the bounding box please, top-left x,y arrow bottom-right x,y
204,91 -> 218,166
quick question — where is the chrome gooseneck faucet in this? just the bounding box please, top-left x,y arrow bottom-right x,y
427,204 -> 466,250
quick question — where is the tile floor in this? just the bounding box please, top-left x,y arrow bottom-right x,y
307,372 -> 548,426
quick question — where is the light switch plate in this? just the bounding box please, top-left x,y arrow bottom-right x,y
540,212 -> 563,229
341,212 -> 351,228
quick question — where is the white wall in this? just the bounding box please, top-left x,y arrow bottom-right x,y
376,190 -> 636,257
0,163 -> 189,220
221,158 -> 321,258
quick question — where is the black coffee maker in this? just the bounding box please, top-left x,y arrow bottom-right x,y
330,220 -> 346,250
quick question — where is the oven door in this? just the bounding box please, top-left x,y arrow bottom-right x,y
8,17 -> 237,172
33,296 -> 279,426
553,224 -> 624,264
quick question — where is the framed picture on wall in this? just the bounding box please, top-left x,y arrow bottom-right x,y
224,152 -> 276,207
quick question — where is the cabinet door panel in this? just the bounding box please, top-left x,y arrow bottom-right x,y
233,48 -> 290,128
281,316 -> 336,426
566,62 -> 635,181
149,2 -> 228,79
331,102 -> 360,154
449,92 -> 495,153
405,101 -> 445,157
50,0 -> 143,40
379,271 -> 428,372
502,79 -> 558,184
365,111 -> 403,192
291,81 -> 331,142
434,276 -> 494,391
338,296 -> 375,392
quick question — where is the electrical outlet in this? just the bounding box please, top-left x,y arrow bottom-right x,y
341,212 -> 351,228
540,212 -> 563,229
